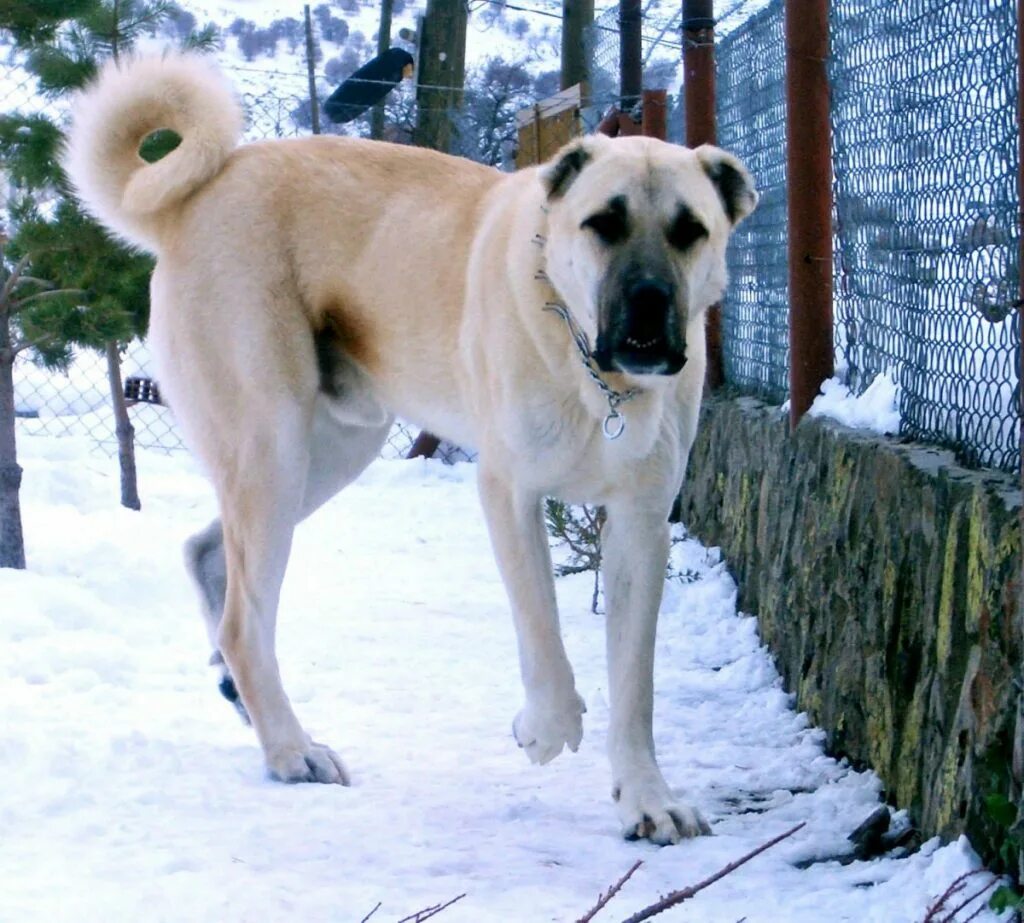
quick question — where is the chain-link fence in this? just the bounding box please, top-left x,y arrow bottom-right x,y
716,1 -> 789,402
830,0 -> 1019,472
585,5 -> 685,142
714,0 -> 1020,473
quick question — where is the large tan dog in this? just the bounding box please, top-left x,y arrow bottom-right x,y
65,53 -> 757,844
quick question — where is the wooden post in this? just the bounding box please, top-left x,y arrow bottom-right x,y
407,0 -> 468,459
786,0 -> 834,427
683,0 -> 723,391
515,86 -> 582,169
619,0 -> 642,114
304,4 -> 321,135
371,0 -> 394,140
561,0 -> 593,93
414,0 -> 468,154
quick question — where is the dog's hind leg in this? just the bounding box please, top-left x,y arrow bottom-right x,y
185,399 -> 392,726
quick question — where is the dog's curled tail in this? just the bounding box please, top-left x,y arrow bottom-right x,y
63,53 -> 243,253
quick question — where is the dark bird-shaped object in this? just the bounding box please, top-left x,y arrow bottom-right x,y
323,48 -> 415,124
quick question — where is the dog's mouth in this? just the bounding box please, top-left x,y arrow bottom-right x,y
594,334 -> 686,376
593,313 -> 687,376
593,276 -> 687,376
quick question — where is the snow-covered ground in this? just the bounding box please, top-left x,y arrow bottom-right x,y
0,425 -> 1008,922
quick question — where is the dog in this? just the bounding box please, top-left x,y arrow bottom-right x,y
64,52 -> 757,845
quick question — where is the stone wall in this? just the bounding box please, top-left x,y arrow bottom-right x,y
680,394 -> 1022,866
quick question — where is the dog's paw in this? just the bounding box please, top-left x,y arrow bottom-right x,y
512,691 -> 586,765
614,776 -> 710,845
267,740 -> 350,785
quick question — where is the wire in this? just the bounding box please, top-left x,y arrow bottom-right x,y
469,0 -> 685,50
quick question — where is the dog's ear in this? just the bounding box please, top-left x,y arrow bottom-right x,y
541,139 -> 594,200
695,145 -> 759,226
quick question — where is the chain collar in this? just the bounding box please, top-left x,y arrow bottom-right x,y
540,298 -> 641,439
532,217 -> 641,440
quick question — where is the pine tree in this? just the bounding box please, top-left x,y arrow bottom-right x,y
0,0 -> 216,566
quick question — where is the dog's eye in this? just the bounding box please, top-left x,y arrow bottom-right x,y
582,211 -> 628,245
667,213 -> 708,251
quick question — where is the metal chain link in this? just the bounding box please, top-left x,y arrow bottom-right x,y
716,0 -> 1020,474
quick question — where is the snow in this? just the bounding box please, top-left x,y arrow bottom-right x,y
0,425 -> 1008,922
806,370 -> 902,435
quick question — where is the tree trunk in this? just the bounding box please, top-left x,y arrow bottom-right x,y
0,323 -> 26,569
414,0 -> 468,154
370,0 -> 394,140
105,340 -> 141,510
561,0 -> 593,91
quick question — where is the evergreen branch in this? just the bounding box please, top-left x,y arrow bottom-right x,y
12,287 -> 86,313
1,253 -> 33,307
12,276 -> 54,290
13,331 -> 60,354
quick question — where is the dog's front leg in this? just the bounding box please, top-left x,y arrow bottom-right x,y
477,467 -> 586,765
602,501 -> 710,844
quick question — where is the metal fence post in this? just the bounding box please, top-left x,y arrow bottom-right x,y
641,88 -> 667,141
1017,0 -> 1023,656
786,0 -> 834,427
683,0 -> 723,390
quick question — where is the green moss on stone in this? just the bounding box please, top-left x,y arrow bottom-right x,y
936,506 -> 962,673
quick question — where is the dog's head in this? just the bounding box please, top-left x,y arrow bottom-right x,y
540,134 -> 757,377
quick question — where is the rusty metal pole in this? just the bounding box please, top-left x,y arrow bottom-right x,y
683,0 -> 722,390
1017,0 -> 1023,660
641,88 -> 667,141
683,0 -> 716,147
786,0 -> 834,427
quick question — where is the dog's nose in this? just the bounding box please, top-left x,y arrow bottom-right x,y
625,278 -> 674,314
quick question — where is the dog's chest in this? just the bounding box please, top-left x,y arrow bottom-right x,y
506,391 -> 684,503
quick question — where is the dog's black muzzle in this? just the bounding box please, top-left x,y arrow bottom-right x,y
593,276 -> 687,376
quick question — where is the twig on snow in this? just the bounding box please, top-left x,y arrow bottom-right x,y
575,859 -> 644,923
921,869 -> 999,923
394,893 -> 467,923
359,902 -> 382,923
618,822 -> 807,923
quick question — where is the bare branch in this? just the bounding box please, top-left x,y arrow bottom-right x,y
922,869 -> 998,923
555,563 -> 595,576
619,823 -> 807,923
576,859 -> 643,923
394,894 -> 466,923
358,902 -> 381,923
